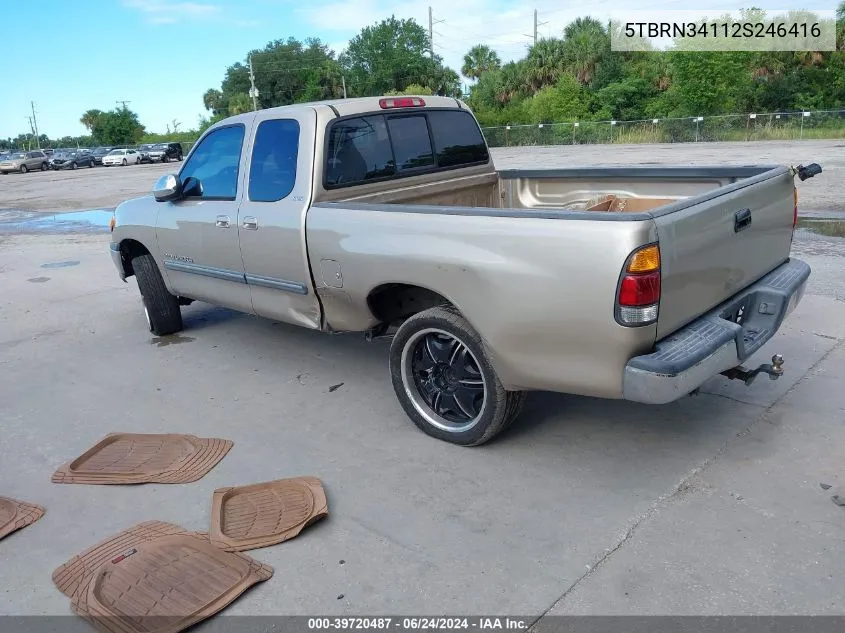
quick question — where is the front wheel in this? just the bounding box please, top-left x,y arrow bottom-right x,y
131,253 -> 183,336
122,158 -> 127,166
41,162 -> 48,171
71,162 -> 77,170
20,164 -> 28,174
389,306 -> 524,446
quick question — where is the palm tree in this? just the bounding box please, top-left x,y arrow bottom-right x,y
836,1 -> 844,51
562,17 -> 607,85
462,45 -> 502,80
227,93 -> 253,115
524,39 -> 567,91
79,109 -> 104,132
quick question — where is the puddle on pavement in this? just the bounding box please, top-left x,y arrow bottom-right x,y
27,277 -> 51,283
150,334 -> 196,347
41,260 -> 80,269
797,218 -> 845,238
0,208 -> 113,234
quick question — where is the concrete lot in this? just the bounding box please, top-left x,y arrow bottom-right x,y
1,140 -> 844,621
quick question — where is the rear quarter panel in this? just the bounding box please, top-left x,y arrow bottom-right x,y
306,205 -> 658,397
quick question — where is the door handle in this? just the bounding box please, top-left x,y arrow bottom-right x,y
242,216 -> 258,230
734,208 -> 752,232
215,215 -> 230,228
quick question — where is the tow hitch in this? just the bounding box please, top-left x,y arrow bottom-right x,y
721,354 -> 785,386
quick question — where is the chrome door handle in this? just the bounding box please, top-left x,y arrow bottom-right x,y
242,216 -> 258,230
215,215 -> 230,228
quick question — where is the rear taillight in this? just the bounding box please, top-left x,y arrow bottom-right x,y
793,186 -> 798,228
379,97 -> 426,109
616,244 -> 660,326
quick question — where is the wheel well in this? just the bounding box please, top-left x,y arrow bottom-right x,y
367,284 -> 452,325
118,239 -> 150,278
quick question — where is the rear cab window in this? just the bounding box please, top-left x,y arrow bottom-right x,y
249,119 -> 300,202
324,109 -> 488,189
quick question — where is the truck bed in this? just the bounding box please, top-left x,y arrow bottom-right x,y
308,164 -> 797,396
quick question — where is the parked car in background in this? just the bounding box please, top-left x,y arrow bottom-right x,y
144,142 -> 184,163
43,149 -> 54,157
102,148 -> 140,166
50,150 -> 95,170
0,150 -> 49,174
138,144 -> 157,163
90,147 -> 114,165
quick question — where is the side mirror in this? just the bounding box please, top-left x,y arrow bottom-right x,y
153,173 -> 183,202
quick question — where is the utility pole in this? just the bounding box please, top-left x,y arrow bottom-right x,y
30,101 -> 40,148
115,100 -> 131,110
428,7 -> 444,58
248,56 -> 259,111
527,9 -> 548,46
26,116 -> 35,150
342,76 -> 347,99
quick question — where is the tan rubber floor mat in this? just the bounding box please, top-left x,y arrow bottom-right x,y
53,521 -> 272,633
51,433 -> 233,484
0,496 -> 45,541
209,476 -> 328,551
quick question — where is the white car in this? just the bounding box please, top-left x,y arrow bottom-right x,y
102,149 -> 141,166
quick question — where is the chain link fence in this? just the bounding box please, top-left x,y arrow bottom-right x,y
481,109 -> 845,147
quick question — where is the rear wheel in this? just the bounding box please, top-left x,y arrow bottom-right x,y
389,306 -> 525,446
20,164 -> 27,174
71,162 -> 77,170
131,253 -> 183,336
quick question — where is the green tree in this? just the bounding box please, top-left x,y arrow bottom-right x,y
227,93 -> 253,115
80,107 -> 145,145
529,76 -> 591,122
462,45 -> 501,80
80,109 -> 104,134
340,16 -> 459,95
562,17 -> 608,85
524,39 -> 567,90
202,89 -> 227,117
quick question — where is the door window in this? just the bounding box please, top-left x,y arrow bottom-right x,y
180,124 -> 245,200
249,119 -> 300,202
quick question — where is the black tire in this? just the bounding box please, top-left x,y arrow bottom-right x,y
20,164 -> 27,174
122,158 -> 127,166
162,155 -> 169,163
389,305 -> 525,446
71,162 -> 77,170
41,162 -> 48,171
132,253 -> 183,336
88,160 -> 94,168
178,153 -> 183,161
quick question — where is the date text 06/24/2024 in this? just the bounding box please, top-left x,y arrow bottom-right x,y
307,617 -> 528,630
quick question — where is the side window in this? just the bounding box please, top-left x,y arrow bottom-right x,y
325,116 -> 394,187
27,152 -> 36,158
180,125 -> 245,199
386,116 -> 434,171
249,119 -> 300,202
428,111 -> 489,167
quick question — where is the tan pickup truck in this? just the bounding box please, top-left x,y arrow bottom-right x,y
109,95 -> 822,445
